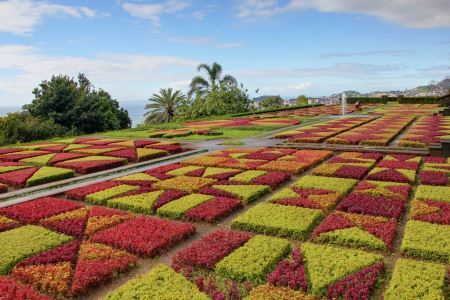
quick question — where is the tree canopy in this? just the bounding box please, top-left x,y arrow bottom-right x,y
24,74 -> 130,134
144,88 -> 185,124
260,96 -> 284,109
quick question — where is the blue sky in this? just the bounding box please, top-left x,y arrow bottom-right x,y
0,0 -> 449,106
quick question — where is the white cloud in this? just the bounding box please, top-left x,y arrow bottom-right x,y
0,0 -> 96,35
236,0 -> 450,28
0,44 -> 199,105
192,10 -> 206,20
122,0 -> 191,26
215,42 -> 242,49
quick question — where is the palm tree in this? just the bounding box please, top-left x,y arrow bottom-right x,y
188,62 -> 237,98
144,88 -> 185,124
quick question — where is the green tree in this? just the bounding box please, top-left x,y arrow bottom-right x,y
144,88 -> 185,124
260,96 -> 284,109
296,95 -> 308,105
23,74 -> 131,134
0,112 -> 66,145
188,62 -> 237,98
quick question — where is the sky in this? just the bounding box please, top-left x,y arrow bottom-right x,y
0,0 -> 449,106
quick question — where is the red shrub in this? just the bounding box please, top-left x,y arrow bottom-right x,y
0,167 -> 38,187
90,216 -> 196,257
267,247 -> 308,292
172,229 -> 251,270
55,160 -> 126,174
420,171 -> 449,186
336,193 -> 405,219
0,197 -> 83,224
0,276 -> 51,300
185,197 -> 243,222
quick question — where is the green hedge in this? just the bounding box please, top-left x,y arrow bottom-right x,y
215,235 -> 291,283
401,220 -> 450,262
385,259 -> 446,300
104,264 -> 209,300
231,203 -> 323,239
0,225 -> 72,274
348,96 -> 442,104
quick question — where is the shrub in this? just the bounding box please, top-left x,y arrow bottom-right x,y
0,197 -> 82,224
0,225 -> 72,275
231,203 -> 323,240
409,199 -> 450,225
103,264 -> 209,300
312,211 -> 396,251
90,216 -> 196,257
244,284 -> 315,300
384,259 -> 446,300
301,242 -> 383,297
257,160 -> 307,174
85,185 -> 140,205
353,180 -> 411,199
184,197 -> 243,223
65,181 -> 122,200
0,276 -> 51,300
366,167 -> 416,183
0,167 -> 39,187
267,247 -> 308,292
211,184 -> 270,203
215,235 -> 291,283
157,194 -> 214,219
414,185 -> 450,203
337,193 -> 405,219
26,166 -> 75,187
400,220 -> 450,262
153,176 -> 217,193
172,229 -> 251,270
107,190 -> 165,214
229,170 -> 267,183
292,175 -> 357,194
20,153 -> 56,166
55,156 -> 127,174
269,187 -> 342,211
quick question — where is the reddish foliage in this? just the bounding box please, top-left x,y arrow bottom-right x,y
103,148 -> 136,161
423,157 -> 447,163
146,163 -> 181,174
65,181 -> 122,200
334,166 -> 368,179
17,241 -> 79,267
0,167 -> 38,187
42,218 -> 86,239
0,276 -> 51,300
185,197 -> 243,222
151,189 -> 187,211
90,216 -> 196,257
337,193 -> 405,219
267,247 -> 308,292
0,148 -> 21,155
55,159 -> 125,174
327,262 -> 384,300
0,183 -> 7,194
0,151 -> 50,162
366,168 -> 413,183
0,197 -> 83,224
252,171 -> 290,188
134,140 -> 158,148
48,153 -> 86,165
377,160 -> 419,170
40,144 -> 68,152
244,152 -> 283,161
312,214 -> 354,238
413,200 -> 450,225
147,144 -> 183,153
172,229 -> 251,270
199,186 -> 235,198
185,168 -> 205,177
420,171 -> 449,186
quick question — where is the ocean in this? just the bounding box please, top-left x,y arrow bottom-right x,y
0,101 -> 148,128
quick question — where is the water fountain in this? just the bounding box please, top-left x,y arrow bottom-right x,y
341,92 -> 347,116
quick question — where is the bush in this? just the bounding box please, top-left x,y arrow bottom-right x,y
215,235 -> 291,283
400,220 -> 450,262
85,185 -> 139,205
232,203 -> 323,239
211,184 -> 270,203
157,194 -> 214,219
0,112 -> 66,146
104,264 -> 209,300
0,225 -> 72,274
385,259 -> 446,300
26,166 -> 75,187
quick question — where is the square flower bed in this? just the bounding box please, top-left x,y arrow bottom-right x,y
172,229 -> 251,270
312,211 -> 396,250
103,264 -> 208,300
215,235 -> 291,284
231,203 -> 323,240
366,167 -> 416,183
0,225 -> 72,275
90,216 -> 196,257
384,259 -> 447,300
153,176 -> 217,193
336,193 -> 405,219
400,220 -> 450,262
207,184 -> 270,204
292,175 -> 357,195
268,187 -> 342,211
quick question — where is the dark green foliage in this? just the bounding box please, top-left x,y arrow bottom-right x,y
0,112 -> 66,145
23,74 -> 131,134
260,96 -> 284,109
